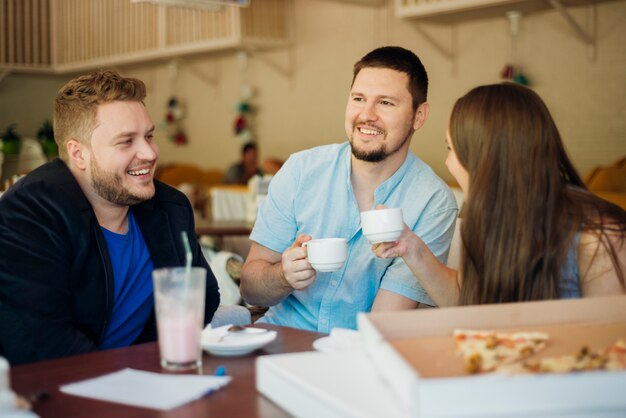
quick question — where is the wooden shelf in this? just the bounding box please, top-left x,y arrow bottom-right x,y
395,0 -> 621,59
395,0 -> 621,24
0,0 -> 292,75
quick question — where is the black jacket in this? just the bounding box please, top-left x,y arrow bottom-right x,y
0,159 -> 220,365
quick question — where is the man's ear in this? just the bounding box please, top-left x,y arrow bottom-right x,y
67,139 -> 88,170
413,102 -> 430,131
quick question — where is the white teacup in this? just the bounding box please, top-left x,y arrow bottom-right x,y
360,207 -> 404,244
302,238 -> 347,272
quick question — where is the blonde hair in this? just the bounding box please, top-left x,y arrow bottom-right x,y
53,70 -> 146,160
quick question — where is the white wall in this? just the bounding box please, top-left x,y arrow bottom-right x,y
1,0 -> 625,182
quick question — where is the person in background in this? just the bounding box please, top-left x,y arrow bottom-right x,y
240,46 -> 458,332
223,141 -> 263,185
373,82 -> 626,306
0,70 -> 220,365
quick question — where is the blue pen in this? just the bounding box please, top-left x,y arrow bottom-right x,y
215,365 -> 226,376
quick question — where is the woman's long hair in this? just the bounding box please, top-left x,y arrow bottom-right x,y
449,83 -> 626,304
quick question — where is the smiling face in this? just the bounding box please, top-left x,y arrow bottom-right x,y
83,101 -> 158,206
345,67 -> 426,163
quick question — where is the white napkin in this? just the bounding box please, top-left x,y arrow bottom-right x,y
60,368 -> 231,410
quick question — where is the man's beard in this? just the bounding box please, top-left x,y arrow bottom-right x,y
349,124 -> 414,163
90,157 -> 153,206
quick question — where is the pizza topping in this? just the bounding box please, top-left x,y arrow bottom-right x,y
496,339 -> 626,374
466,352 -> 482,374
453,329 -> 549,373
454,329 -> 626,375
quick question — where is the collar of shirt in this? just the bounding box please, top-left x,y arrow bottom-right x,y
341,144 -> 416,208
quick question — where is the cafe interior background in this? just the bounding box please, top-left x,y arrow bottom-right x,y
0,0 -> 625,208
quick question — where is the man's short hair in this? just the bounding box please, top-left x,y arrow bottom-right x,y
53,70 -> 146,160
242,142 -> 257,155
352,46 -> 428,110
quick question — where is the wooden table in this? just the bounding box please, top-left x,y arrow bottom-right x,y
11,325 -> 323,418
194,219 -> 254,237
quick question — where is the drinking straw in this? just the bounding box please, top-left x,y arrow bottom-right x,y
180,231 -> 192,275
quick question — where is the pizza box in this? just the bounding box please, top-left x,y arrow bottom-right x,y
257,350 -> 406,418
358,295 -> 626,417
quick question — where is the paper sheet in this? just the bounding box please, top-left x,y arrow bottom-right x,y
60,368 -> 231,410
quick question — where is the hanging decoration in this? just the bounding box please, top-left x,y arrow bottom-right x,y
160,60 -> 189,145
233,84 -> 254,142
232,51 -> 256,143
501,11 -> 530,86
164,96 -> 188,145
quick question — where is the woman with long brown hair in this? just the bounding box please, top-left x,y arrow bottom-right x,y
373,83 -> 626,306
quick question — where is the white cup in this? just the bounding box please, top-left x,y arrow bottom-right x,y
360,207 -> 404,244
153,267 -> 206,371
302,238 -> 347,272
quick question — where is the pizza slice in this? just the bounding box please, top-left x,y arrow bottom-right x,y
505,339 -> 626,374
453,329 -> 549,374
604,339 -> 626,370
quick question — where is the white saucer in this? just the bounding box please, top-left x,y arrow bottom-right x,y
312,328 -> 363,353
312,336 -> 338,352
202,326 -> 277,357
0,410 -> 39,418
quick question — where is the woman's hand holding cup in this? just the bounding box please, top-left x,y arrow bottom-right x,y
371,223 -> 414,259
360,206 -> 404,244
365,205 -> 421,261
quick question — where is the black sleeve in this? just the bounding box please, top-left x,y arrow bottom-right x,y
186,202 -> 221,325
0,183 -> 98,365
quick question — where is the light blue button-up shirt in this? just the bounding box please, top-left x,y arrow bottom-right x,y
251,142 -> 458,332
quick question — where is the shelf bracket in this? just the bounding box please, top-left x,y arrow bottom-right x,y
242,45 -> 295,79
408,23 -> 457,75
411,24 -> 454,61
547,0 -> 594,45
0,70 -> 11,84
187,62 -> 220,86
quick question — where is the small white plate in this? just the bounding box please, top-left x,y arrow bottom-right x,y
202,326 -> 277,357
312,328 -> 363,353
312,336 -> 338,352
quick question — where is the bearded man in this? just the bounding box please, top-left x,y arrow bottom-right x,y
240,46 -> 458,331
0,70 -> 220,365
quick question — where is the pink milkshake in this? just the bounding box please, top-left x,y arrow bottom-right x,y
153,267 -> 207,371
157,313 -> 202,366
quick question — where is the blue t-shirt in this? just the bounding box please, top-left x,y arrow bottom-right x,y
559,232 -> 582,298
250,142 -> 458,332
99,211 -> 155,349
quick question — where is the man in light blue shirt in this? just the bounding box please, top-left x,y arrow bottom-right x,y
240,46 -> 457,332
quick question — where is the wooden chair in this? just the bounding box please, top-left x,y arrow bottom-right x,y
202,169 -> 226,187
584,157 -> 626,210
155,163 -> 225,218
262,158 -> 284,175
156,164 -> 204,187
